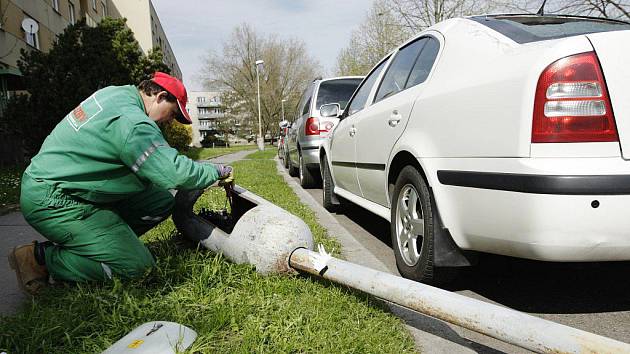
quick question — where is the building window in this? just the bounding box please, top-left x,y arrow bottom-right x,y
52,0 -> 60,12
92,0 -> 97,11
23,16 -> 40,49
101,1 -> 107,16
197,97 -> 206,103
69,2 -> 76,24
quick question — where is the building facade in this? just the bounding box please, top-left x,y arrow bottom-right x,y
110,0 -> 181,79
186,91 -> 225,147
0,0 -> 181,112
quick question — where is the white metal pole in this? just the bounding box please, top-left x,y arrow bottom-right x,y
255,60 -> 264,150
281,99 -> 285,122
289,248 -> 630,354
256,67 -> 262,142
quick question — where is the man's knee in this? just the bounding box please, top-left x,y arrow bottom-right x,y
112,249 -> 155,279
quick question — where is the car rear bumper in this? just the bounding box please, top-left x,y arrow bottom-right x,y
422,157 -> 630,261
301,145 -> 322,168
437,171 -> 630,195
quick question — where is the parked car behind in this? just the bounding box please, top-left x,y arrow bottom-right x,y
320,14 -> 630,284
286,76 -> 363,187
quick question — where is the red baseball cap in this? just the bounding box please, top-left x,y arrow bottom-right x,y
151,71 -> 192,124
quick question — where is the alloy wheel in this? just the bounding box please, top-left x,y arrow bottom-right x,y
395,184 -> 425,266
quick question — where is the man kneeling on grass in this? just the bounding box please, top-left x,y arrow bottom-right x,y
9,72 -> 233,294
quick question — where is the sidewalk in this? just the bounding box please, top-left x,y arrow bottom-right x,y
0,150 -> 251,317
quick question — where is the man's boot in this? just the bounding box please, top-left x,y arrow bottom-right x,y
8,241 -> 49,295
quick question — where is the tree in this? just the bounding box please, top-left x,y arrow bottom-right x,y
201,24 -> 320,136
0,18 -> 171,155
336,1 -> 412,76
159,120 -> 192,151
387,0 -> 499,31
496,0 -> 630,20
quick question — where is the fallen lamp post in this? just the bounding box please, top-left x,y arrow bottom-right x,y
172,186 -> 630,354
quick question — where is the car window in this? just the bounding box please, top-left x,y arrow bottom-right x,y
297,84 -> 314,118
405,37 -> 439,88
302,96 -> 311,115
375,39 -> 426,103
347,58 -> 389,116
316,78 -> 362,111
471,15 -> 630,44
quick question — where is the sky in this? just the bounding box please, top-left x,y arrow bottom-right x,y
151,0 -> 370,91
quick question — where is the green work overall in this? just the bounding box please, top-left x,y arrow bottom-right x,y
20,85 -> 220,282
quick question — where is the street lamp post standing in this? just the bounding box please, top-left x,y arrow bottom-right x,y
281,99 -> 287,123
255,59 -> 265,151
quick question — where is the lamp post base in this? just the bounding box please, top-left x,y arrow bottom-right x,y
257,137 -> 265,151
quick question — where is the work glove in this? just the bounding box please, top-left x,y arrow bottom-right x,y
215,164 -> 234,186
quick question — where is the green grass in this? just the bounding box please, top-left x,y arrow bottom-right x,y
244,147 -> 278,160
0,165 -> 24,208
184,145 -> 256,160
0,149 -> 416,353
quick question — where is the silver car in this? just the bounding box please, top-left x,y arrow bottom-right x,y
286,76 -> 363,187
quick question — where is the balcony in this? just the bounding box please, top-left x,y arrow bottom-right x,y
196,101 -> 221,108
198,125 -> 218,131
198,113 -> 225,119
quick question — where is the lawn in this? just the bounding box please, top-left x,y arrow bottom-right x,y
184,145 -> 257,160
0,149 -> 416,353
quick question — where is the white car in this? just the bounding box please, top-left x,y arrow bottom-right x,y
319,14 -> 630,284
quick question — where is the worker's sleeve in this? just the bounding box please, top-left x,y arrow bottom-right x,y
120,122 -> 221,190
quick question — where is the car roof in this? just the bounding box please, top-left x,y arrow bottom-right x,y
318,76 -> 364,83
468,13 -> 630,26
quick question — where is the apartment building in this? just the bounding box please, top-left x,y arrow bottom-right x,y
186,91 -> 225,147
110,0 -> 181,79
0,0 -> 180,112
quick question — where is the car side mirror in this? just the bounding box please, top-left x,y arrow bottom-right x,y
279,120 -> 289,129
320,103 -> 341,118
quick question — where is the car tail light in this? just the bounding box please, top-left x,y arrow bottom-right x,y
305,117 -> 319,135
532,52 -> 617,143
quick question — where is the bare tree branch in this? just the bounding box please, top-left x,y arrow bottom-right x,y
336,1 -> 411,76
200,24 -> 320,136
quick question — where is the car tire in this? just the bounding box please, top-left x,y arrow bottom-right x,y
322,160 -> 338,212
299,153 -> 316,188
391,166 -> 456,285
288,154 -> 299,177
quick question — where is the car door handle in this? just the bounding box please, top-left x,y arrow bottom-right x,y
349,126 -> 356,137
388,110 -> 402,127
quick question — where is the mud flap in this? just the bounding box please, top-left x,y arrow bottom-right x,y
430,187 -> 473,267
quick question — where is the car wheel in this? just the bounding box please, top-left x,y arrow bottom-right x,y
322,159 -> 338,212
391,166 -> 455,285
299,153 -> 316,188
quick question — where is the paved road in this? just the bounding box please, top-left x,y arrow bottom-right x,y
291,175 -> 630,353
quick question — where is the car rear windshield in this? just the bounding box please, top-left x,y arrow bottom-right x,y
316,78 -> 363,111
471,15 -> 630,44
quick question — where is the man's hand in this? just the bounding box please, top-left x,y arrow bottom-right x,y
215,164 -> 234,186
